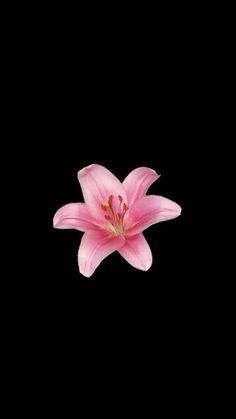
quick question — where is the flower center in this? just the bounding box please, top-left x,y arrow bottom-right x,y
101,195 -> 128,235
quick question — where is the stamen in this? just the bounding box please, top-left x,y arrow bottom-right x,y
108,195 -> 113,208
102,195 -> 128,235
123,203 -> 128,211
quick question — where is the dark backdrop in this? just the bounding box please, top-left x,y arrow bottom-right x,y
8,7 -> 218,409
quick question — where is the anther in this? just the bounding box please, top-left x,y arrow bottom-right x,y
108,195 -> 113,208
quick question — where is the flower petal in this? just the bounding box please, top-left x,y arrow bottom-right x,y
53,203 -> 100,231
125,195 -> 182,236
77,164 -> 127,218
123,167 -> 160,206
78,229 -> 125,277
118,233 -> 152,271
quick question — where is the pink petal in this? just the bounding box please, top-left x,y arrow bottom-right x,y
53,203 -> 100,231
123,167 -> 160,206
77,164 -> 127,218
78,229 -> 125,277
125,195 -> 182,236
118,233 -> 152,271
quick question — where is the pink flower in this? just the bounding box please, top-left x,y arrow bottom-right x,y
53,164 -> 181,277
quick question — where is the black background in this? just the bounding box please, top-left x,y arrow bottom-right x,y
5,6 -> 226,411
6,7 -> 227,411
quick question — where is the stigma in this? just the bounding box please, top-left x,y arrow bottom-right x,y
101,195 -> 128,235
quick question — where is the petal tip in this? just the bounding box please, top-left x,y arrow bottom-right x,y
78,256 -> 94,278
79,268 -> 92,278
77,164 -> 96,179
53,213 -> 59,228
152,169 -> 160,177
139,166 -> 160,179
177,204 -> 182,216
142,256 -> 153,271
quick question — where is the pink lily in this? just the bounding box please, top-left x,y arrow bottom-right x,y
53,164 -> 181,277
